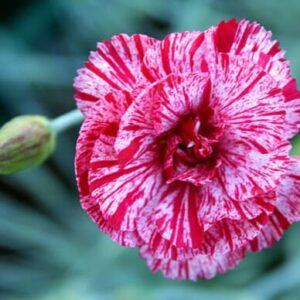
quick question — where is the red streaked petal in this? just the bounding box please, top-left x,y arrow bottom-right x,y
211,53 -> 286,153
138,181 -> 273,254
206,18 -> 284,59
283,80 -> 300,138
249,209 -> 290,252
237,191 -> 276,218
207,19 -> 300,139
140,245 -> 246,280
276,157 -> 300,222
114,88 -> 156,165
142,31 -> 206,82
74,34 -> 158,115
115,73 -> 210,164
191,180 -> 275,226
167,162 -> 219,186
211,19 -> 239,53
75,91 -> 132,196
88,138 -> 164,231
151,73 -> 211,135
200,214 -> 269,255
138,206 -> 269,260
213,56 -> 291,202
153,184 -> 204,249
239,52 -> 300,139
249,159 -> 300,253
137,208 -> 200,261
81,195 -> 142,247
75,95 -> 141,247
217,140 -> 290,201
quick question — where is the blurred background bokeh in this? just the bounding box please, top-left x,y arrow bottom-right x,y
1,1 -> 300,299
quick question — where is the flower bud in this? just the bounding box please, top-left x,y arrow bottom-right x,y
0,116 -> 55,174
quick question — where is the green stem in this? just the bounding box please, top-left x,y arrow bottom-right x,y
50,109 -> 84,134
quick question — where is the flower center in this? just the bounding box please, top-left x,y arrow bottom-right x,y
178,116 -> 215,160
161,109 -> 224,186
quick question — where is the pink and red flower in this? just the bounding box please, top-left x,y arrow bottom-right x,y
74,19 -> 300,280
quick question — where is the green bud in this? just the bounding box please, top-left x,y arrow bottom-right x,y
0,115 -> 56,174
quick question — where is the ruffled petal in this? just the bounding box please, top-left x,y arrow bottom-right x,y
137,210 -> 200,260
114,73 -> 211,163
74,34 -> 158,115
138,206 -> 267,259
75,94 -> 141,246
197,182 -> 276,224
140,245 -> 246,280
136,183 -> 276,258
151,184 -> 204,249
206,19 -> 284,59
88,138 -> 164,231
249,209 -> 290,252
206,19 -> 300,138
217,140 -> 290,201
150,74 -> 211,135
81,195 -> 142,247
239,53 -> 300,139
211,53 -> 286,152
200,214 -> 269,255
276,157 -> 300,222
283,80 -> 300,138
141,31 -> 206,82
206,53 -> 290,200
136,187 -> 276,260
152,186 -> 268,252
75,91 -> 132,194
249,158 -> 300,252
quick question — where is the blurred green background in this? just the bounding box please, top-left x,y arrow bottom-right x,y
1,1 -> 300,299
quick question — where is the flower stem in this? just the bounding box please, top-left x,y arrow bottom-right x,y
50,109 -> 84,134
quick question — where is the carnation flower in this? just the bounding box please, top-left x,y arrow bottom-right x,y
74,19 -> 300,280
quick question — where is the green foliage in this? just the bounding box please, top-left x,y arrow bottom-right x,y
0,0 -> 300,299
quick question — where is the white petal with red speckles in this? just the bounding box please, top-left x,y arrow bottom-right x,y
197,179 -> 276,226
211,53 -> 290,201
206,19 -> 300,139
142,31 -> 206,82
283,80 -> 300,138
114,90 -> 156,164
249,209 -> 290,252
75,99 -> 135,247
114,73 -> 211,165
217,140 -> 290,201
74,34 -> 158,115
238,52 -> 300,139
206,19 -> 284,58
276,157 -> 300,222
211,53 -> 286,152
200,214 -> 269,255
88,138 -> 164,231
246,53 -> 300,139
140,245 -> 246,280
75,91 -> 132,194
135,179 -> 275,257
249,158 -> 300,252
81,195 -> 142,247
137,209 -> 201,260
75,95 -> 142,247
152,184 -> 204,249
150,73 -> 211,135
